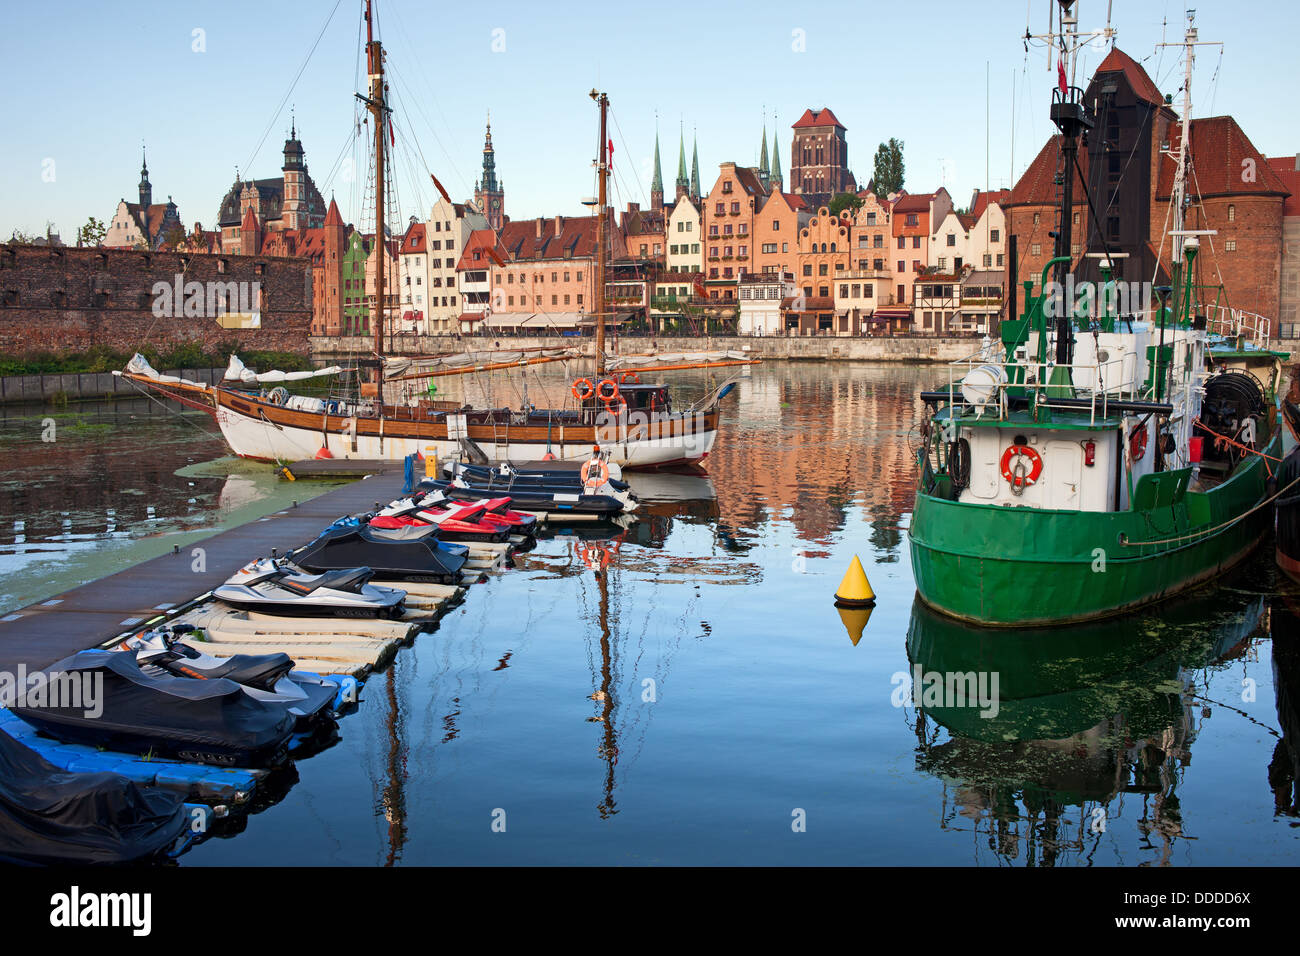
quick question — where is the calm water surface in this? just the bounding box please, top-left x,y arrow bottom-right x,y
1,364 -> 1297,866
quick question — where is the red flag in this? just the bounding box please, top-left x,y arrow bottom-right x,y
390,119 -> 396,146
607,138 -> 614,167
1057,55 -> 1067,94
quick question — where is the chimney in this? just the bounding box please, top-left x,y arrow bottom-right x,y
1295,152 -> 1299,172
555,215 -> 564,237
535,218 -> 543,239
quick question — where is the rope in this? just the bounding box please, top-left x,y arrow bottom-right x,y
1120,470 -> 1300,548
1192,417 -> 1283,464
119,375 -> 226,444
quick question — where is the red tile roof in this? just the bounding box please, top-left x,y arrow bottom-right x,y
970,189 -> 1011,219
1267,157 -> 1300,217
1156,116 -> 1291,200
497,212 -> 625,263
1094,48 -> 1165,106
791,108 -> 845,130
324,198 -> 344,227
892,192 -> 934,213
1007,135 -> 1088,207
457,228 -> 508,271
402,221 -> 427,254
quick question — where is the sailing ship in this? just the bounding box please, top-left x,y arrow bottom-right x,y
121,2 -> 750,469
908,3 -> 1289,626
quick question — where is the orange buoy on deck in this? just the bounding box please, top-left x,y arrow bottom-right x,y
834,555 -> 876,608
315,446 -> 334,460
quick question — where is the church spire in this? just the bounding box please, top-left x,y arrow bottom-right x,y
690,132 -> 701,202
770,122 -> 783,190
138,144 -> 152,210
759,124 -> 770,185
675,125 -> 689,200
650,124 -> 664,209
475,111 -> 504,230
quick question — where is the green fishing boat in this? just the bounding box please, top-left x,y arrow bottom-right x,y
908,5 -> 1288,627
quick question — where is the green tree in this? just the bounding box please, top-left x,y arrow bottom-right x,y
8,229 -> 37,244
161,221 -> 186,250
76,216 -> 106,248
827,191 -> 864,218
872,138 -> 906,198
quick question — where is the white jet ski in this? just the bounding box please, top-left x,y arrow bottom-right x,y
213,557 -> 406,618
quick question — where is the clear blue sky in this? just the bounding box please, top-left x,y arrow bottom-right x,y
2,0 -> 1295,239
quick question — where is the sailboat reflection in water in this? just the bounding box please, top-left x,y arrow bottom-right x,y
904,585 -> 1268,866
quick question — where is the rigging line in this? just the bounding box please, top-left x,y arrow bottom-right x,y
240,0 -> 345,178
119,377 -> 226,444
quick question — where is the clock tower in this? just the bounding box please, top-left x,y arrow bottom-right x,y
473,115 -> 505,231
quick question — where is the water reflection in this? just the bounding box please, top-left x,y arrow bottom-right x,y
905,588 -> 1269,866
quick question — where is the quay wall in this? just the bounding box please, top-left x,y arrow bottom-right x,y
308,334 -> 984,364
0,367 -> 224,405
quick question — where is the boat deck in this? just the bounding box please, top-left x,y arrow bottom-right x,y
0,471 -> 409,671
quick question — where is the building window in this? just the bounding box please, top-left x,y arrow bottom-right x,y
722,181 -> 732,194
906,214 -> 918,226
912,236 -> 921,249
938,258 -> 947,270
990,229 -> 1000,243
773,220 -> 780,231
802,264 -> 812,276
947,234 -> 956,247
1228,204 -> 1236,222
1226,240 -> 1237,251
1030,243 -> 1042,257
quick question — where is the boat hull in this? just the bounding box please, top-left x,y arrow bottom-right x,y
908,436 -> 1276,626
212,389 -> 718,469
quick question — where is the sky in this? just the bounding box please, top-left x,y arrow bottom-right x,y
2,0 -> 1297,239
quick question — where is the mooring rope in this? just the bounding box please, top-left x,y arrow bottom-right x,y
1120,471 -> 1300,548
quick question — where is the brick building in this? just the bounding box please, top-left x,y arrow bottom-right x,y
105,150 -> 183,250
1269,155 -> 1300,336
472,118 -> 506,232
216,126 -> 327,254
702,163 -> 769,301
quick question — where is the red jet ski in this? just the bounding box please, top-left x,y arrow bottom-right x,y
369,495 -> 528,543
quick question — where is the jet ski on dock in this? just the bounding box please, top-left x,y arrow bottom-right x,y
9,649 -> 298,767
119,625 -> 358,728
214,557 -> 407,617
417,478 -> 638,520
294,520 -> 468,584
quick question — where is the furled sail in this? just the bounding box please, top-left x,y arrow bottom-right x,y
224,354 -> 345,384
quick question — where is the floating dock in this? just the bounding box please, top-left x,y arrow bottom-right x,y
0,470 -> 412,671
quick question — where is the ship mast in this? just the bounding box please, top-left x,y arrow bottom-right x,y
591,90 -> 609,379
360,0 -> 389,403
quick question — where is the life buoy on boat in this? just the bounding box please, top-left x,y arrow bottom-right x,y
1129,423 -> 1148,461
572,378 -> 595,402
999,444 -> 1043,489
617,370 -> 641,385
596,379 -> 621,404
580,457 -> 610,491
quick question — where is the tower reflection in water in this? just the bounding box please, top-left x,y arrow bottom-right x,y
905,587 -> 1270,866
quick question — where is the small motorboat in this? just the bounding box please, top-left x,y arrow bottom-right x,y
214,557 -> 407,617
0,727 -> 191,865
10,649 -> 298,767
119,625 -> 357,728
294,521 -> 468,584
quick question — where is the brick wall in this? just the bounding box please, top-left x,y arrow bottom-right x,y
0,244 -> 312,355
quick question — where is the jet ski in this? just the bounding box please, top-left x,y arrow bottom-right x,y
118,625 -> 357,729
294,520 -> 468,584
214,557 -> 407,617
417,477 -> 638,519
0,727 -> 191,865
405,490 -> 538,533
369,496 -> 514,542
10,649 -> 298,767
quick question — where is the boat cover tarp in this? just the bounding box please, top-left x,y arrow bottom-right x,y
0,727 -> 187,865
10,650 -> 296,763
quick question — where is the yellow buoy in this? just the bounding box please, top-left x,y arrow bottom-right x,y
834,554 -> 876,608
837,604 -> 873,645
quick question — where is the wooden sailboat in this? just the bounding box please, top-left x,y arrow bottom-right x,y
122,3 -> 750,469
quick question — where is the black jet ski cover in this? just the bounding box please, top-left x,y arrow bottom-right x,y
0,728 -> 187,865
11,650 -> 297,767
295,523 -> 468,582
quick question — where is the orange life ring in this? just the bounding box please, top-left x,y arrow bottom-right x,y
595,378 -> 620,403
572,378 -> 595,402
580,457 -> 610,490
999,444 -> 1043,488
617,370 -> 641,385
1129,423 -> 1148,461
603,395 -> 627,416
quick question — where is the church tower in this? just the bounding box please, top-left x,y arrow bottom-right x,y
138,148 -> 152,211
675,128 -> 689,202
281,115 -> 307,231
473,115 -> 505,231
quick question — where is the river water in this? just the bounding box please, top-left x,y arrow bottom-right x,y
1,363 -> 1297,866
